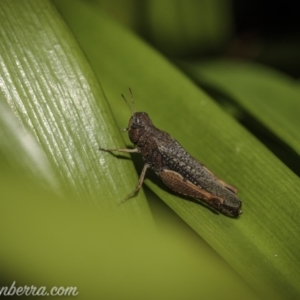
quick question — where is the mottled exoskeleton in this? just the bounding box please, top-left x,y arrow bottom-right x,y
99,90 -> 242,217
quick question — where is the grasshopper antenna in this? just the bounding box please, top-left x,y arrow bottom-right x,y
129,88 -> 136,112
121,87 -> 136,115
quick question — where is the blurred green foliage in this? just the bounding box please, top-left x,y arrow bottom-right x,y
1,0 -> 300,299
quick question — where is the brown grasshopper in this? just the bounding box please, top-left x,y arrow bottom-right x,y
99,89 -> 242,217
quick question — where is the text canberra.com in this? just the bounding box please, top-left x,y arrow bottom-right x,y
0,281 -> 78,297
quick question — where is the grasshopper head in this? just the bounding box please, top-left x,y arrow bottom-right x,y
121,89 -> 153,144
128,112 -> 153,144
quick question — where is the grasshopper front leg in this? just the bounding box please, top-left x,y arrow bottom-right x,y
99,147 -> 149,201
99,147 -> 139,153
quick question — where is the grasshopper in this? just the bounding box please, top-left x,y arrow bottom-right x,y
99,89 -> 242,217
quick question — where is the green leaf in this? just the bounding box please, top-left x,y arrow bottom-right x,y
0,1 -> 257,299
181,59 -> 300,158
53,1 -> 300,299
1,0 -> 299,299
0,0 -> 151,215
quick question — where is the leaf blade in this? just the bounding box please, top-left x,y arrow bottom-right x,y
54,1 -> 300,299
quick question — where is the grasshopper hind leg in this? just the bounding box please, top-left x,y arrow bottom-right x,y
159,169 -> 241,217
159,169 -> 224,204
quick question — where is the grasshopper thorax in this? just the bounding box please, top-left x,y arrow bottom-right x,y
128,112 -> 153,144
